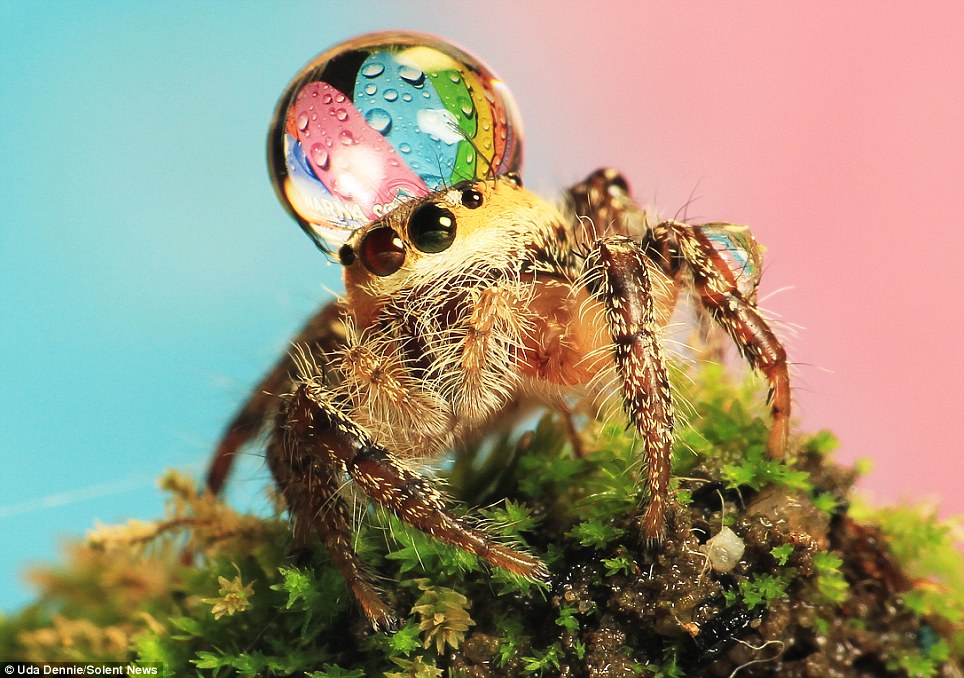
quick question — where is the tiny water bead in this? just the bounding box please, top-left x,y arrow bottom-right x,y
360,62 -> 384,78
365,108 -> 392,134
398,65 -> 425,87
269,32 -> 524,252
310,145 -> 329,170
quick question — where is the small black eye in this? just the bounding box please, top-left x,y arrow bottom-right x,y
360,227 -> 405,276
602,169 -> 630,195
460,187 -> 484,209
408,203 -> 457,253
337,243 -> 355,266
505,172 -> 523,187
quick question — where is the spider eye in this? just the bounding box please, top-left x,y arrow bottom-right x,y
460,187 -> 484,209
505,172 -> 523,187
360,227 -> 405,276
407,203 -> 457,253
337,243 -> 355,266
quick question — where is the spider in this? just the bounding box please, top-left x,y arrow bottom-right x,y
205,33 -> 790,631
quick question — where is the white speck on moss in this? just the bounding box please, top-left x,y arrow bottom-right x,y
702,526 -> 745,573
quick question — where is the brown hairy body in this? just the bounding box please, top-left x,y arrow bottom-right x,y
207,169 -> 790,630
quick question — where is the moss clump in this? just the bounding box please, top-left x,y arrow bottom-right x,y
2,364 -> 962,676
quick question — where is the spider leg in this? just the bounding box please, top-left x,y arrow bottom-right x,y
206,300 -> 348,495
274,377 -> 549,628
566,167 -> 654,242
266,431 -> 397,631
654,220 -> 791,458
584,236 -> 675,542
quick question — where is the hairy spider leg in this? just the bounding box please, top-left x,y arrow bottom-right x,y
569,168 -> 790,460
583,237 -> 676,542
652,220 -> 791,458
566,167 -> 651,243
273,377 -> 549,628
205,301 -> 348,496
266,428 -> 397,632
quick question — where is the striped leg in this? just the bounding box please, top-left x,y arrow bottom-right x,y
654,220 -> 791,458
566,170 -> 789,460
267,433 -> 397,631
273,378 -> 548,629
584,236 -> 676,542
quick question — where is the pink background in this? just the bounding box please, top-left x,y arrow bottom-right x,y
422,2 -> 964,515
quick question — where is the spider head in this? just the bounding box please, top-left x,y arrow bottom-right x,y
337,175 -> 563,314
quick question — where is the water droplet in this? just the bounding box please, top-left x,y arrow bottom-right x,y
310,144 -> 330,170
398,65 -> 425,86
277,35 -> 527,219
365,108 -> 392,134
361,62 -> 385,78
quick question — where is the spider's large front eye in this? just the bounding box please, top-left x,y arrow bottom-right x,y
360,227 -> 405,276
408,203 -> 457,253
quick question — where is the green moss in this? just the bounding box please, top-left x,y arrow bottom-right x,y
2,363 -> 962,676
735,573 -> 792,609
769,544 -> 794,566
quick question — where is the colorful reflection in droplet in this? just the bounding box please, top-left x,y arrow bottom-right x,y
268,32 -> 524,252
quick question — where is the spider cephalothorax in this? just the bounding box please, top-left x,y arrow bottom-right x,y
206,33 -> 790,631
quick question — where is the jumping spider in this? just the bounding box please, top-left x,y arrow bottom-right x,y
206,33 -> 790,631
